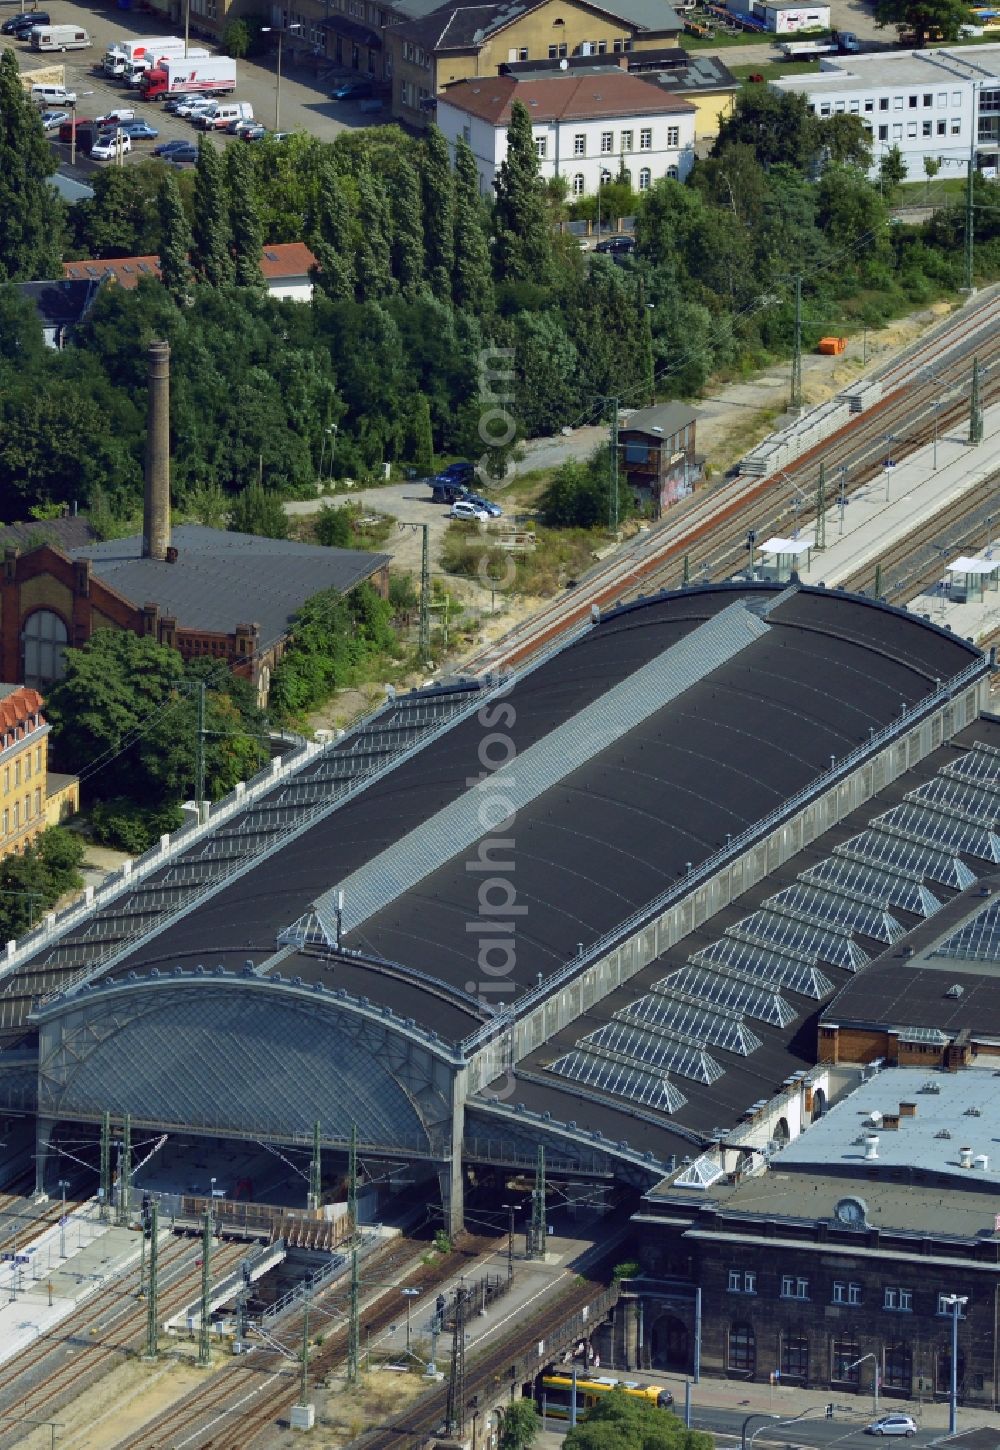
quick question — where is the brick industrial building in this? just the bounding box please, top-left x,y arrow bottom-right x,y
0,341 -> 388,704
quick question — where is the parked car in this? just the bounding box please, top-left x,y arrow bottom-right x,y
95,107 -> 135,128
174,96 -> 214,118
40,108 -> 69,130
152,137 -> 192,156
225,116 -> 257,135
595,234 -> 635,255
164,143 -> 199,166
270,131 -> 292,141
119,119 -> 159,140
1,10 -> 48,34
241,122 -> 268,141
330,77 -> 373,100
57,115 -> 91,142
90,130 -> 132,159
465,495 -> 502,518
450,500 -> 489,522
866,1416 -> 917,1438
437,460 -> 475,486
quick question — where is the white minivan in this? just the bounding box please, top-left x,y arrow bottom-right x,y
195,101 -> 252,130
30,82 -> 77,106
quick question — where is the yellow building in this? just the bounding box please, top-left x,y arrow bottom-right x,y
388,0 -> 685,128
626,50 -> 737,140
0,684 -> 77,860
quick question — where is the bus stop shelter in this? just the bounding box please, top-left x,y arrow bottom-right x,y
757,536 -> 813,583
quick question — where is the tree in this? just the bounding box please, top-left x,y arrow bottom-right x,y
819,113 -> 872,169
714,86 -> 820,174
499,1400 -> 540,1450
406,394 -> 434,474
564,1387 -> 715,1450
0,50 -> 65,281
72,164 -> 162,259
540,447 -> 632,529
226,141 -> 264,288
493,100 -> 552,285
387,156 -> 426,298
878,144 -> 908,195
223,17 -> 251,55
312,156 -> 356,301
421,125 -> 455,300
354,169 -> 393,301
924,153 -> 942,201
191,137 -> 234,287
157,170 -> 193,302
229,480 -> 290,538
0,827 -> 85,943
452,137 -> 493,312
873,0 -> 973,44
314,503 -> 354,547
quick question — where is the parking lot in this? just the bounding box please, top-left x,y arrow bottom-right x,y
2,0 -> 382,174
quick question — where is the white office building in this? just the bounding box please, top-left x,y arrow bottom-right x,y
436,67 -> 696,196
770,45 -> 1000,179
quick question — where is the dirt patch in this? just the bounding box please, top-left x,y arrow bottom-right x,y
261,1367 -> 435,1450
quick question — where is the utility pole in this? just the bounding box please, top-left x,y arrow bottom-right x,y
195,680 -> 206,821
970,356 -> 983,445
446,1285 -> 467,1436
348,1122 -> 358,1235
814,464 -> 827,551
419,523 -> 430,662
116,1114 -> 131,1227
528,1146 -> 547,1260
609,397 -> 620,534
347,1245 -> 360,1384
145,1199 -> 159,1360
99,1112 -> 111,1223
198,1209 -> 212,1367
779,273 -> 804,412
308,1120 -> 321,1212
965,156 -> 975,293
299,1287 -> 310,1405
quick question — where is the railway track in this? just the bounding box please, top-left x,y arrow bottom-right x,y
0,1234 -> 249,1448
109,1231 -> 502,1450
464,292 -> 1000,675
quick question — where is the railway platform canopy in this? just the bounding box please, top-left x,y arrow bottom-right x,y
756,537 -> 814,583
944,555 -> 999,604
14,582 -> 996,1218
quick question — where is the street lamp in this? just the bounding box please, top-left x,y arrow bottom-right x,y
401,1286 -> 420,1353
58,1180 -> 70,1259
941,1294 -> 968,1434
260,23 -> 302,132
848,1352 -> 880,1417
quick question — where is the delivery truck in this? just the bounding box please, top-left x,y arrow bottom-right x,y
140,55 -> 237,102
124,45 -> 208,84
103,35 -> 182,78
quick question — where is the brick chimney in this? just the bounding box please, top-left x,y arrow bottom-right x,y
143,339 -> 171,561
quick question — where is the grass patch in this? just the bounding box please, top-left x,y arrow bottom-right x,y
441,518 -> 602,597
730,58 -> 819,77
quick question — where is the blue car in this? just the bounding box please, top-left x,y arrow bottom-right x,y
465,494 -> 502,518
121,120 -> 159,141
152,138 -> 191,157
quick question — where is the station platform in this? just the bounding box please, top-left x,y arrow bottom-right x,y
755,401 -> 1000,644
0,1203 -> 148,1367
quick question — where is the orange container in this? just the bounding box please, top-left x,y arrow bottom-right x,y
818,336 -> 847,355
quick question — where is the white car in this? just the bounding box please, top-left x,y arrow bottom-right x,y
40,109 -> 68,130
95,107 -> 135,128
90,130 -> 132,160
450,500 -> 490,522
866,1415 -> 917,1437
175,97 -> 214,118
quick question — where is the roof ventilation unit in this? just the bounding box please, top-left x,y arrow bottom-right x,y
976,1154 -> 989,1171
864,1135 -> 879,1161
921,1081 -> 941,1093
960,1146 -> 974,1169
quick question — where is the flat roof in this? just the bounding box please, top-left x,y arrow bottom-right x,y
772,45 -> 1000,91
774,1065 -> 1000,1187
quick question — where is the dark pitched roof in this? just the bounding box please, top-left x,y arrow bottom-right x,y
75,525 -> 389,644
391,0 -> 681,49
17,279 -> 102,334
0,516 -> 97,554
632,52 -> 738,93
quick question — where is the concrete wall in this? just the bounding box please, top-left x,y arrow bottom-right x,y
466,673 -> 989,1094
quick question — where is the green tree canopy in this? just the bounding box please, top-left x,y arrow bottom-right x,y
422,124 -> 455,300
226,140 -> 265,288
0,50 -> 65,280
191,137 -> 234,287
452,136 -> 493,312
564,1387 -> 716,1450
713,86 -> 820,174
157,170 -> 193,303
873,0 -> 973,43
500,1399 -> 540,1450
229,480 -> 290,537
493,100 -> 553,284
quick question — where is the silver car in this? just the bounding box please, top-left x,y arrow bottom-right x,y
866,1415 -> 917,1437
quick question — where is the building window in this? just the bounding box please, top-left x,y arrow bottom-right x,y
892,123 -> 903,138
613,36 -> 625,50
923,92 -> 933,106
937,119 -> 947,135
22,609 -> 68,688
728,1323 -> 756,1376
879,97 -> 889,111
573,133 -> 586,155
547,43 -> 557,56
832,1337 -> 860,1383
922,119 -> 932,135
12,802 -> 18,830
781,1333 -> 809,1379
33,787 -> 40,817
13,761 -> 19,789
884,1343 -> 912,1391
572,172 -> 585,195
666,164 -> 678,179
666,125 -> 679,145
24,755 -> 30,782
820,103 -> 831,117
638,167 -> 651,190
951,117 -> 961,134
884,1287 -> 913,1312
1,810 -> 7,837
535,137 -> 547,158
599,167 -> 612,185
893,95 -> 903,110
600,131 -> 614,153
597,38 -> 606,51
833,1282 -> 862,1306
781,1277 -> 809,1301
850,100 -> 859,113
640,126 -> 652,149
728,1269 -> 757,1294
907,121 -> 917,137
952,90 -> 961,105
35,747 -> 41,772
908,93 -> 918,108
620,128 -> 633,150
3,768 -> 7,793
865,99 -> 874,112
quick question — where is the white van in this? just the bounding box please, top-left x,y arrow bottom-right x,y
31,24 -> 92,50
30,82 -> 77,106
195,100 -> 252,130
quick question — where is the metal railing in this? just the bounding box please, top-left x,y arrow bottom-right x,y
459,652 -> 988,1057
